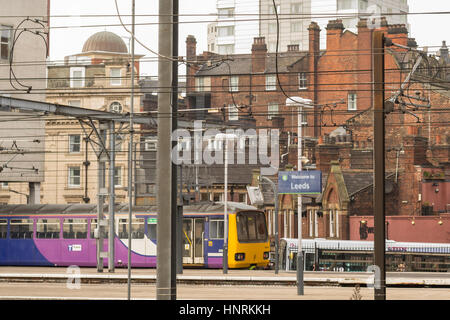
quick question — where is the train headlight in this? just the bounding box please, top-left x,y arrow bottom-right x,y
263,252 -> 270,260
235,253 -> 245,261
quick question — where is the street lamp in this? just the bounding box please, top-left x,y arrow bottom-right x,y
216,132 -> 237,274
259,176 -> 279,274
286,97 -> 313,296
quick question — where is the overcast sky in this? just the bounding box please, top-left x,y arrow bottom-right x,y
49,0 -> 449,76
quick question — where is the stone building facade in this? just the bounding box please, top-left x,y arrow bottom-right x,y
43,31 -> 143,204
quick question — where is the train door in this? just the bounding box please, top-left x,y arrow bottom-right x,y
182,218 -> 204,265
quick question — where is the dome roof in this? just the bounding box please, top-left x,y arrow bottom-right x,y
82,31 -> 128,54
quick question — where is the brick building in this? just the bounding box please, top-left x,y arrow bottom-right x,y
186,17 -> 450,241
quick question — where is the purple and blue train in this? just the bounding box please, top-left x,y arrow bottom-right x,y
0,202 -> 270,269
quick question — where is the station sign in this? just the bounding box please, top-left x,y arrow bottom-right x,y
278,171 -> 322,194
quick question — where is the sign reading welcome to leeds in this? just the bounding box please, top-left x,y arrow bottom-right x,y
278,171 -> 322,195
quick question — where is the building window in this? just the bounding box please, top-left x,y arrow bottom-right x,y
329,209 -> 336,238
69,135 -> 81,153
267,103 -> 278,120
298,72 -> 307,89
269,4 -> 280,15
337,0 -> 356,10
0,25 -> 12,60
291,3 -> 302,14
218,44 -> 234,55
218,26 -> 234,37
144,138 -> 157,151
195,76 -> 211,92
359,0 -> 368,11
348,92 -> 357,111
68,166 -> 81,188
266,74 -> 277,91
268,23 -> 277,34
229,76 -> 239,92
114,167 -> 122,187
115,134 -> 124,151
228,104 -> 239,121
213,193 -> 222,202
218,7 -> 234,19
110,68 -> 122,85
70,67 -> 85,88
200,193 -> 209,202
291,21 -> 302,33
1,182 -> 8,189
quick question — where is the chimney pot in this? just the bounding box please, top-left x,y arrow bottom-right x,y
287,44 -> 299,52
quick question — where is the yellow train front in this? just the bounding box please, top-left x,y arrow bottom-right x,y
227,209 -> 270,269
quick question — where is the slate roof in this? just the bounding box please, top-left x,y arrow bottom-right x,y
196,52 -> 308,76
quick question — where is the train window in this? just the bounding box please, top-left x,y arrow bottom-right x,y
90,219 -> 109,239
118,218 -> 145,239
209,219 -> 224,239
36,219 -> 60,239
147,219 -> 157,240
63,219 -> 88,239
0,219 -> 7,239
132,218 -> 145,239
236,212 -> 268,243
10,219 -> 34,239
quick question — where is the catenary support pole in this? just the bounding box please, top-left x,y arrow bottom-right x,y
97,123 -> 108,273
173,0 -> 183,276
157,0 -> 176,300
127,0 -> 135,300
373,30 -> 386,301
297,107 -> 304,296
108,120 -> 115,273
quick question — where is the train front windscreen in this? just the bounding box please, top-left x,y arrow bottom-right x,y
236,211 -> 268,243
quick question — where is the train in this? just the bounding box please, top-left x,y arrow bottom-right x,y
0,202 -> 270,269
278,238 -> 450,272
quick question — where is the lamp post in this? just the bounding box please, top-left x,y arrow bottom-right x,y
286,97 -> 312,296
216,133 -> 237,274
259,176 -> 279,274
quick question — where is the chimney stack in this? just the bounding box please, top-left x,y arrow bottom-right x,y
252,37 -> 267,73
326,19 -> 344,50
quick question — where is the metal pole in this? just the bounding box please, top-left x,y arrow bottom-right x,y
108,121 -> 115,273
157,0 -> 176,300
223,138 -> 228,274
127,0 -> 135,300
97,124 -> 107,273
373,31 -> 386,300
173,0 -> 182,276
297,106 -> 304,295
260,177 -> 279,274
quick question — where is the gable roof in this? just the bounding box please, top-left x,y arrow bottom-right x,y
196,52 -> 308,76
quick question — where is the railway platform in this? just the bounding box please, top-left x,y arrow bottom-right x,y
0,266 -> 449,288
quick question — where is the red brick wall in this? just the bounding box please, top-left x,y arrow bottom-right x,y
349,215 -> 450,243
